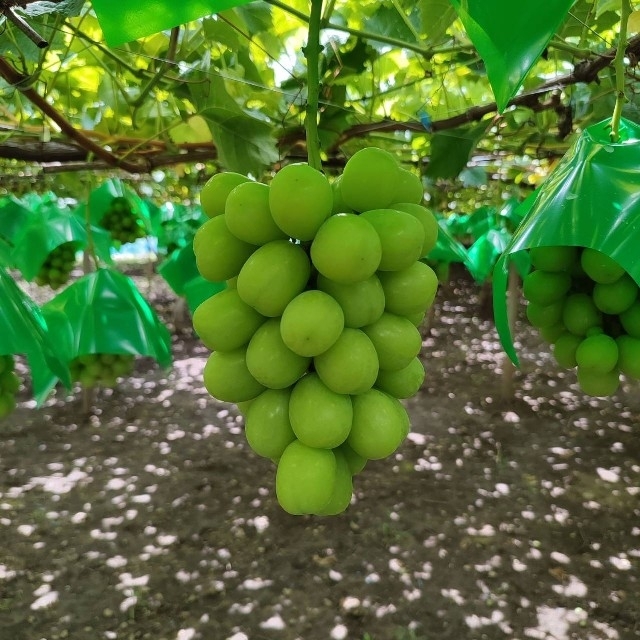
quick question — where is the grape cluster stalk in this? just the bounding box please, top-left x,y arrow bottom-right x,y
193,148 -> 440,515
523,245 -> 640,396
0,354 -> 20,418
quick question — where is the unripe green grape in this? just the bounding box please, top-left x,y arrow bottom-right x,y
316,274 -> 385,328
360,209 -> 425,271
375,357 -> 425,398
193,289 -> 266,352
310,213 -> 382,284
314,328 -> 379,395
575,333 -> 618,373
280,290 -> 344,357
529,245 -> 578,272
391,169 -> 424,205
577,367 -> 620,397
347,389 -> 409,459
526,300 -> 564,329
268,163 -> 333,241
592,275 -> 638,315
194,216 -> 255,282
225,181 -> 287,245
237,240 -> 311,317
200,172 -> 251,218
315,450 -> 353,516
392,203 -> 439,257
0,369 -> 20,394
340,147 -> 401,212
289,373 -> 352,449
244,388 -> 296,458
378,261 -> 439,316
337,441 -> 367,475
539,323 -> 566,344
330,176 -> 353,215
362,312 -> 422,371
552,333 -> 582,368
275,441 -> 337,515
620,300 -> 640,337
522,270 -> 571,305
203,347 -> 265,403
581,248 -> 625,284
245,319 -> 311,389
616,335 -> 640,379
562,293 -> 602,336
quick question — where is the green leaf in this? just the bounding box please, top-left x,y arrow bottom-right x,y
366,5 -> 419,43
425,122 -> 488,179
18,0 -> 85,17
203,17 -> 240,50
449,0 -> 575,112
170,115 -> 215,144
418,0 -> 457,42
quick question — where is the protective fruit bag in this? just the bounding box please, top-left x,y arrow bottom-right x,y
494,117 -> 640,396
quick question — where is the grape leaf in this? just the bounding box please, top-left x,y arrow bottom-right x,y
418,0 -> 457,42
17,0 -> 85,17
425,122 -> 488,179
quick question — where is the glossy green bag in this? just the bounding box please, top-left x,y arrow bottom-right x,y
33,268 -> 173,399
494,117 -> 640,364
157,241 -> 202,296
0,267 -> 71,404
184,276 -> 226,315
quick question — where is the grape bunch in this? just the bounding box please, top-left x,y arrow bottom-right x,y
99,197 -> 146,245
34,241 -> 78,290
193,148 -> 440,515
69,353 -> 135,388
0,355 -> 20,418
523,245 -> 640,396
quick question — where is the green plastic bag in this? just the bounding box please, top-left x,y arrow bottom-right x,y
426,220 -> 471,266
91,0 -> 254,46
494,117 -> 640,365
0,196 -> 32,248
184,276 -> 226,315
0,267 -> 71,404
157,241 -> 202,296
152,203 -> 208,255
466,227 -> 530,284
449,0 -> 575,112
33,268 -> 173,399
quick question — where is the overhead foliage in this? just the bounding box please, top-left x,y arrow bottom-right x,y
0,0 -> 636,209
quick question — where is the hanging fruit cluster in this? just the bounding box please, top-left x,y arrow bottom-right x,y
34,241 -> 79,290
193,148 -> 439,515
69,353 -> 135,388
0,355 -> 20,417
523,245 -> 640,396
99,196 -> 147,244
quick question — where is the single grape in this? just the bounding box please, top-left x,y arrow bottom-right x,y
315,450 -> 353,516
562,293 -> 602,336
522,270 -> 571,305
375,357 -> 425,398
575,333 -> 618,373
577,367 -> 620,397
244,388 -> 296,458
592,275 -> 638,315
616,335 -> 640,379
200,172 -> 251,218
581,248 -> 625,284
378,261 -> 439,316
390,169 -> 424,205
525,300 -> 564,329
552,333 -> 582,369
362,312 -> 422,371
620,300 -> 640,338
529,245 -> 578,272
392,203 -> 439,257
316,274 -> 385,328
203,348 -> 265,402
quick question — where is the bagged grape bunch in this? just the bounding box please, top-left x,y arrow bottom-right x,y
193,149 -> 440,515
34,241 -> 79,290
69,353 -> 135,388
494,117 -> 640,397
0,355 -> 20,418
100,196 -> 147,244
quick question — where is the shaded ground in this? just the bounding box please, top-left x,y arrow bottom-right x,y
1,267 -> 640,640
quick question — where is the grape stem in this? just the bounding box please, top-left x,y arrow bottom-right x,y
610,0 -> 631,142
305,0 -> 324,171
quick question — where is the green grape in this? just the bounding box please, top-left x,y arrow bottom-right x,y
362,312 -> 422,371
562,293 -> 602,336
244,388 -> 296,458
575,334 -> 618,373
581,248 -> 625,284
616,335 -> 640,379
529,245 -> 578,272
203,348 -> 265,403
347,389 -> 409,460
315,450 -> 353,516
390,169 -> 424,205
375,357 -> 425,398
200,172 -> 251,218
100,197 -> 146,244
337,441 -> 367,475
280,290 -> 344,357
268,163 -> 333,241
577,367 -> 620,397
313,328 -> 379,395
316,274 -> 385,328
340,147 -> 401,212
289,373 -> 353,449
360,209 -> 425,271
378,261 -> 439,317
330,175 -> 353,215
225,181 -> 287,245
522,270 -> 572,305
275,441 -> 337,515
193,289 -> 265,352
592,275 -> 638,315
70,353 -> 135,387
237,240 -> 311,317
539,323 -> 566,344
552,333 -> 582,369
245,319 -> 311,389
620,300 -> 640,338
310,213 -> 382,284
525,299 -> 564,329
35,242 -> 78,289
392,203 -> 439,257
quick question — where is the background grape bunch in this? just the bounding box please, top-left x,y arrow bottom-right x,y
69,353 -> 135,388
193,148 -> 440,515
34,241 -> 79,290
99,196 -> 146,245
0,355 -> 20,418
523,245 -> 640,396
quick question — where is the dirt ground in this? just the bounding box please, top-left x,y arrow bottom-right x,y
1,266 -> 640,640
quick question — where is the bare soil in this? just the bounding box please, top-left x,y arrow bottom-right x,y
1,266 -> 639,640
